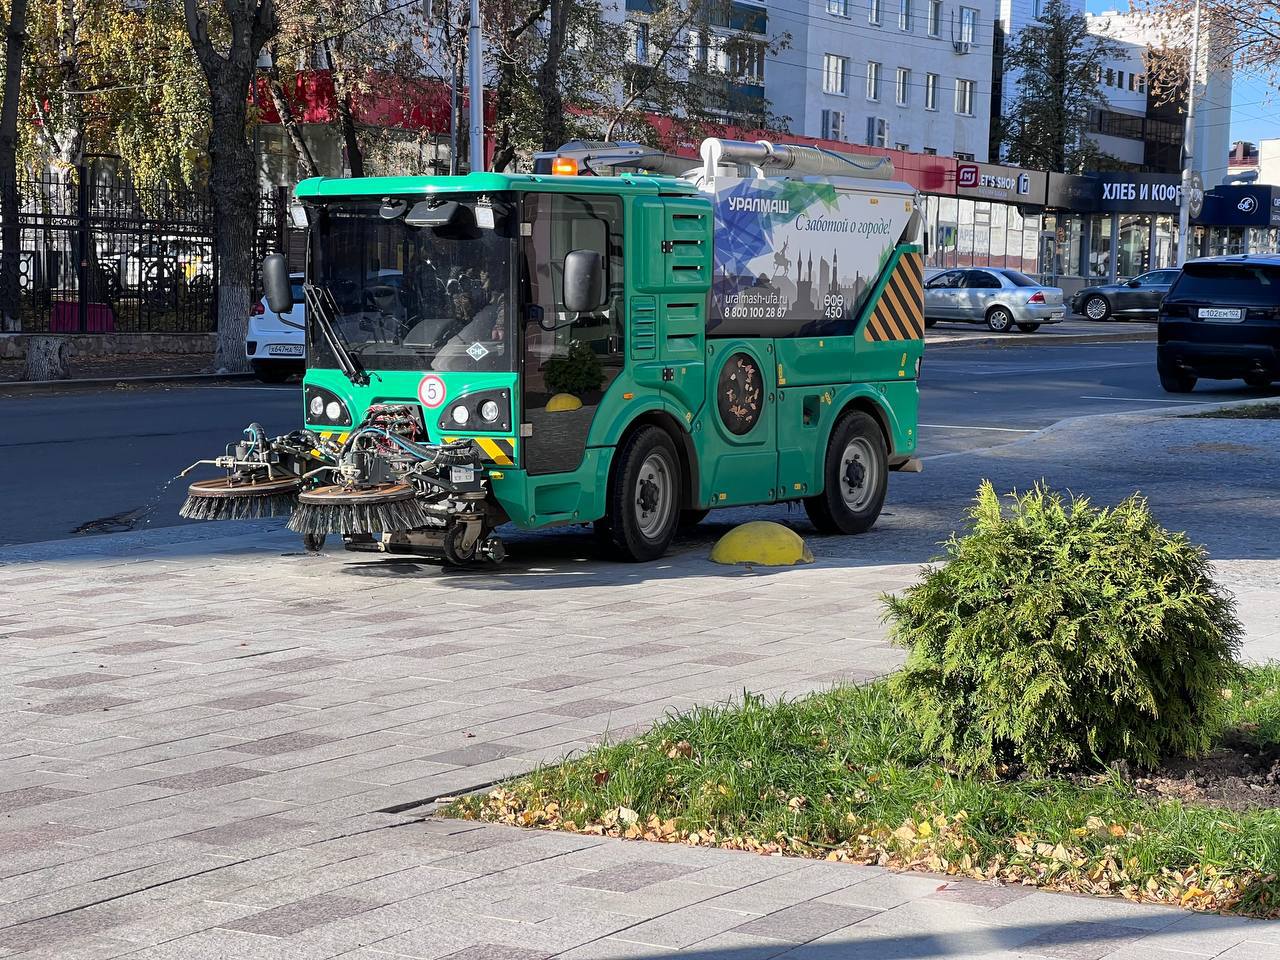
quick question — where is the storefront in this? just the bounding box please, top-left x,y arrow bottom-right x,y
921,161 -> 1049,275
1192,184 -> 1280,257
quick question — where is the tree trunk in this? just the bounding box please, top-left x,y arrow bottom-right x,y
537,0 -> 569,152
265,46 -> 318,179
490,56 -> 519,173
323,37 -> 363,178
0,0 -> 29,333
22,335 -> 70,380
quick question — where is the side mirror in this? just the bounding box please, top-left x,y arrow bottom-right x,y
262,254 -> 294,314
562,249 -> 605,314
1126,278 -> 1140,287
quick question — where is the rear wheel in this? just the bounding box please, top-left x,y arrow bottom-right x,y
986,307 -> 1014,332
804,412 -> 888,535
1083,295 -> 1111,321
1159,369 -> 1197,393
597,426 -> 681,562
1244,372 -> 1272,388
1016,322 -> 1041,333
252,361 -> 295,384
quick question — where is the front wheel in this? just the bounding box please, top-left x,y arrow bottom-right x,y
1016,322 -> 1041,333
986,307 -> 1014,332
1083,295 -> 1111,321
804,412 -> 888,535
597,426 -> 682,562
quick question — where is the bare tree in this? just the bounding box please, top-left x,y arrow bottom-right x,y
0,0 -> 29,332
183,0 -> 279,372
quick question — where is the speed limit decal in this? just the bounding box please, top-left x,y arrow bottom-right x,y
418,375 -> 447,408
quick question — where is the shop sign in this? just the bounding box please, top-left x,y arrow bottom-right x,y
955,162 -> 1047,205
1193,185 -> 1280,227
1045,172 -> 1184,213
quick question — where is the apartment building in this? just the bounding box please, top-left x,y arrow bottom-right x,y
766,0 -> 995,160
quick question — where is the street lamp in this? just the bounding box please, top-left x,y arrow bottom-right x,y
1176,0 -> 1202,266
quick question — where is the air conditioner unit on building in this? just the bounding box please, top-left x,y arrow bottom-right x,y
952,40 -> 970,54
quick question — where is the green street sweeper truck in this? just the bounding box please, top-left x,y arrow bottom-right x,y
180,137 -> 925,564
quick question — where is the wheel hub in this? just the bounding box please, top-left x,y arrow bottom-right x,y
638,476 -> 660,514
843,457 -> 866,492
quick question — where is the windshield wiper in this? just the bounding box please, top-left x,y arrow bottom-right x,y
301,283 -> 372,386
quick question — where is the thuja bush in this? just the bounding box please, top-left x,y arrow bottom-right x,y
885,482 -> 1242,776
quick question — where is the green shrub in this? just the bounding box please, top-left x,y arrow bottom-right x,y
543,341 -> 604,396
885,482 -> 1242,776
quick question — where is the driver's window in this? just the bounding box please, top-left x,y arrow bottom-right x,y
928,270 -> 961,289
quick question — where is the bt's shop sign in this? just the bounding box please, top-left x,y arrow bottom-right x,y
955,162 -> 1048,205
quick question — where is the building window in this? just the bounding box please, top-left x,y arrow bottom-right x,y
923,146 -> 937,155
869,0 -> 881,25
925,71 -> 938,110
727,40 -> 765,82
959,6 -> 977,44
894,141 -> 910,151
630,22 -> 649,64
827,0 -> 849,16
1129,72 -> 1137,91
955,151 -> 975,161
1117,70 -> 1125,88
823,54 -> 848,95
689,31 -> 709,70
866,116 -> 889,148
867,61 -> 881,101
900,0 -> 912,30
822,108 -> 846,140
1138,74 -> 1146,93
928,0 -> 942,35
955,77 -> 975,115
896,67 -> 911,105
1105,67 -> 1114,86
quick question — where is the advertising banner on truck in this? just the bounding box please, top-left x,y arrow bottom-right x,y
709,177 -> 914,338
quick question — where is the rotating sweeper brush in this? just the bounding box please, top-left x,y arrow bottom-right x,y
179,424 -> 317,522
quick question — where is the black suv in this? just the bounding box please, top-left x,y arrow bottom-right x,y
1157,255 -> 1280,392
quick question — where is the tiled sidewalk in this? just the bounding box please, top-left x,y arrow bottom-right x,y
1,410 -> 1278,958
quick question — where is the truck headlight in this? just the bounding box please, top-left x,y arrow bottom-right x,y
309,395 -> 325,417
480,399 -> 500,423
450,404 -> 470,425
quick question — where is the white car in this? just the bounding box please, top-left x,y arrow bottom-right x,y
245,273 -> 306,382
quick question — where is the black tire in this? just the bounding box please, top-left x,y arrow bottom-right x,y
1159,369 -> 1197,393
986,306 -> 1014,332
1244,372 -> 1272,388
252,361 -> 295,384
597,425 -> 682,562
803,411 -> 888,536
679,508 -> 710,528
1083,295 -> 1111,321
1016,322 -> 1041,333
924,318 -> 938,328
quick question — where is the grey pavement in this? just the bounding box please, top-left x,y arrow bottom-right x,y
0,407 -> 1277,958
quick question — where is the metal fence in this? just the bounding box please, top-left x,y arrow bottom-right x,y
9,166 -> 296,335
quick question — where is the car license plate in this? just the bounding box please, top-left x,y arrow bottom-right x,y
1050,311 -> 1064,320
450,466 -> 475,484
1198,307 -> 1243,322
266,344 -> 304,356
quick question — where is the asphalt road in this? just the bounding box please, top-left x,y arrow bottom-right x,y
1,339 -> 1275,546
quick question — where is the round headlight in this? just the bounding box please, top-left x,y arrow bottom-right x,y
325,401 -> 342,421
309,395 -> 325,417
480,400 -> 500,422
450,404 -> 470,425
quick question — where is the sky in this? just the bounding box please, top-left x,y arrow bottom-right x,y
1085,0 -> 1277,148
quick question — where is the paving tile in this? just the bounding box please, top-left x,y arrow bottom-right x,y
22,695 -> 136,715
929,879 -> 1038,910
146,765 -> 266,791
226,732 -> 341,756
422,743 -> 524,766
1020,921 -> 1148,960
0,785 -> 84,812
248,656 -> 342,673
541,698 -> 633,719
202,691 -> 305,710
732,902 -> 879,943
570,861 -> 699,893
221,893 -> 375,937
180,815 -> 312,846
93,639 -> 188,655
437,946 -> 552,960
510,674 -> 594,692
19,672 -> 125,689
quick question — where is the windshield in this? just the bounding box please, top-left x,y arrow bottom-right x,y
1167,262 -> 1280,306
309,195 -> 515,372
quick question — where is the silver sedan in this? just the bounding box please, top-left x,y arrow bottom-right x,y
925,268 -> 1066,332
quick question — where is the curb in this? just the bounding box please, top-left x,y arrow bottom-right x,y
925,329 -> 1156,350
0,371 -> 259,392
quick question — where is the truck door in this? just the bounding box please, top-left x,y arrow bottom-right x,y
520,192 -> 626,476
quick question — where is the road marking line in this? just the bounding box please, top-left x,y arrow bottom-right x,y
919,423 -> 1037,433
1079,396 -> 1206,404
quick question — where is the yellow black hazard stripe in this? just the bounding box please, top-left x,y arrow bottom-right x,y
443,435 -> 517,466
862,251 -> 924,343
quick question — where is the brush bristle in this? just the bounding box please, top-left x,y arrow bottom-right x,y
180,492 -> 297,521
286,497 -> 438,535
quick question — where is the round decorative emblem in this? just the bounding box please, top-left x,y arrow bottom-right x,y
417,375 -> 447,408
717,352 -> 763,436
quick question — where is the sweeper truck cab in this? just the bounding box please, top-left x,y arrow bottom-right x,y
181,138 -> 925,563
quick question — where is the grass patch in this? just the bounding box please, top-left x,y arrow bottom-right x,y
1189,403 -> 1280,419
447,666 -> 1280,918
